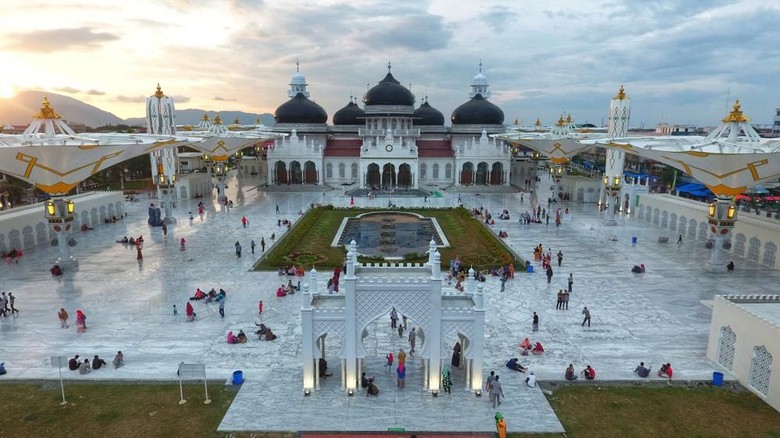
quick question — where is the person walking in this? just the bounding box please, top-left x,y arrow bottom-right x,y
260,237 -> 266,252
235,241 -> 242,258
557,251 -> 563,267
500,273 -> 507,292
58,308 -> 69,328
218,292 -> 226,318
390,307 -> 398,328
251,240 -> 256,254
276,204 -> 280,214
532,312 -> 539,332
485,370 -> 495,393
556,290 -> 563,310
568,273 -> 573,293
396,364 -> 406,389
546,266 -> 554,284
442,367 -> 452,393
408,327 -> 417,354
489,375 -> 504,408
582,306 -> 591,327
564,291 -> 570,310
677,234 -> 683,244
1,292 -> 8,313
8,292 -> 18,314
75,309 -> 87,333
241,216 -> 249,228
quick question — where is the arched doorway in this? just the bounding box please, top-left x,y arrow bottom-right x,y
290,161 -> 303,184
382,163 -> 396,189
304,161 -> 317,184
490,162 -> 503,185
476,162 -> 488,185
398,164 -> 412,188
367,163 -> 380,189
275,161 -> 288,185
461,162 -> 474,185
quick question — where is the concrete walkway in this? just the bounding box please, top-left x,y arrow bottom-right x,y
0,171 -> 776,434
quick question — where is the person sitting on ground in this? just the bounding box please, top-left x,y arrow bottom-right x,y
79,358 -> 91,375
506,357 -> 527,373
631,264 -> 643,273
206,288 -> 218,302
68,355 -> 80,371
532,341 -> 545,355
634,361 -> 651,378
113,351 -> 124,369
129,237 -> 136,245
190,288 -> 206,301
50,264 -> 63,276
658,363 -> 673,381
255,323 -> 268,337
727,261 -> 735,271
525,371 -> 537,387
92,355 -> 107,370
227,330 -> 237,344
263,327 -> 277,341
565,363 -> 578,380
276,284 -> 287,297
367,376 -> 379,396
361,372 -> 369,388
0,362 -> 5,375
236,330 -> 247,344
120,236 -> 129,244
319,358 -> 333,378
519,337 -> 532,351
581,365 -> 596,380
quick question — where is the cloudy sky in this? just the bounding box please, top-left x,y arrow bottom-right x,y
1,0 -> 778,126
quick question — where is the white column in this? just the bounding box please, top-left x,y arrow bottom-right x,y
427,251 -> 443,393
470,283 -> 486,392
344,241 -> 358,394
301,283 -> 314,393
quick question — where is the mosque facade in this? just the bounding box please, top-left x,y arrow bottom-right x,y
266,63 -> 512,190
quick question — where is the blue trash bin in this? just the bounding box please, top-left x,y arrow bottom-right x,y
527,264 -> 534,273
713,371 -> 724,386
232,370 -> 244,385
631,237 -> 638,245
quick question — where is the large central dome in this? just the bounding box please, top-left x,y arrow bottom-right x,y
364,72 -> 415,106
274,93 -> 328,124
451,94 -> 504,125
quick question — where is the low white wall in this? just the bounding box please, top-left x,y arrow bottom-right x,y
637,194 -> 779,269
0,191 -> 124,253
175,173 -> 212,200
707,295 -> 780,412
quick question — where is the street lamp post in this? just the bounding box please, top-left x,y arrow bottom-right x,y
705,196 -> 738,272
45,197 -> 78,267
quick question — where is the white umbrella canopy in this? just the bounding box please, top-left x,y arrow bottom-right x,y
0,135 -> 195,195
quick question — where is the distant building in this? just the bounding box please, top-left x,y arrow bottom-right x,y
773,108 -> 780,134
655,123 -> 710,136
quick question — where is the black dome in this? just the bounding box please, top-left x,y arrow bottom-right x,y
364,72 -> 415,106
333,101 -> 366,125
451,94 -> 504,125
274,93 -> 328,124
414,101 -> 444,126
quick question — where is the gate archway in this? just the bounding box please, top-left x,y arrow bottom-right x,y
275,161 -> 288,185
367,163 -> 380,188
382,163 -> 396,189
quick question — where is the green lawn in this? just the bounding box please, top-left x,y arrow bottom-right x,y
254,206 -> 525,272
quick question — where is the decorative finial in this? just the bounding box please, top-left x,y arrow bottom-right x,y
535,117 -> 542,127
556,115 -> 566,127
296,58 -> 300,72
36,97 -> 61,119
233,117 -> 240,125
202,113 -> 210,122
154,83 -> 165,98
479,59 -> 483,73
722,99 -> 750,123
614,85 -> 627,100
566,114 -> 573,124
513,118 -> 519,125
388,61 -> 393,73
213,114 -> 223,125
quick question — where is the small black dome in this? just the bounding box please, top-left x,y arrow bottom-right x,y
274,93 -> 328,124
451,94 -> 504,125
414,101 -> 444,126
364,72 -> 415,106
333,101 -> 366,125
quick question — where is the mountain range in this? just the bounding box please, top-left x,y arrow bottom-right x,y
0,91 -> 275,128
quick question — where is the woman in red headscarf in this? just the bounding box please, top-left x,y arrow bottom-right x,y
75,309 -> 87,333
186,302 -> 195,322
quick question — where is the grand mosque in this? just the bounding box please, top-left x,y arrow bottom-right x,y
266,63 -> 513,190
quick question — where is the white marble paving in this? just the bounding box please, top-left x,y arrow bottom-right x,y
0,171 -> 776,434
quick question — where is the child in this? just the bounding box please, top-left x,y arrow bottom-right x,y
385,352 -> 394,371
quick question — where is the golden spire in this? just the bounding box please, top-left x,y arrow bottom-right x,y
202,113 -> 210,122
35,97 -> 61,119
556,115 -> 566,127
565,113 -> 573,124
255,117 -> 261,124
614,85 -> 627,100
535,117 -> 542,127
233,117 -> 240,125
722,99 -> 750,123
154,83 -> 165,98
214,114 -> 223,125
513,118 -> 519,125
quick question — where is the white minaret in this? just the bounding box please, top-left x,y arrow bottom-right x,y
289,59 -> 310,97
146,84 -> 178,223
603,85 -> 630,225
469,61 -> 490,98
